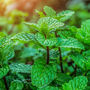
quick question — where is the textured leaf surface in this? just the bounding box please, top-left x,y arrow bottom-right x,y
83,50 -> 90,70
58,30 -> 74,38
9,80 -> 24,90
0,37 -> 12,47
10,63 -> 32,73
76,19 -> 90,45
44,6 -> 56,17
25,17 -> 64,34
38,17 -> 64,32
62,76 -> 88,90
38,86 -> 59,90
0,44 -> 14,64
24,22 -> 39,31
31,60 -> 57,88
57,10 -> 75,22
0,65 -> 10,79
50,49 -> 59,59
35,33 -> 57,46
57,37 -> 84,49
71,54 -> 86,69
11,32 -> 35,42
0,37 -> 14,64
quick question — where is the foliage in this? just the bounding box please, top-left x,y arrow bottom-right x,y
0,79 -> 6,90
0,5 -> 89,90
62,76 -> 88,90
9,80 -> 24,90
31,60 -> 57,88
10,63 -> 32,73
76,19 -> 90,45
0,65 -> 9,79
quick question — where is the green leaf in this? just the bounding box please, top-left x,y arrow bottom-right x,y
35,33 -> 45,45
55,73 -> 72,86
38,86 -> 59,90
0,79 -> 6,90
19,47 -> 38,58
38,17 -> 64,32
57,37 -> 84,49
0,65 -> 10,79
50,49 -> 59,59
57,10 -> 75,22
24,22 -> 39,31
0,37 -> 12,48
44,6 -> 56,17
0,44 -> 14,64
76,19 -> 90,45
83,50 -> 90,60
15,73 -> 25,82
35,33 -> 57,46
25,17 -> 64,34
0,37 -> 14,64
31,60 -> 57,88
58,30 -> 74,38
43,38 -> 57,46
71,54 -> 86,69
83,50 -> 90,70
62,76 -> 88,90
10,63 -> 32,73
9,80 -> 24,90
85,60 -> 90,70
11,32 -> 35,42
35,10 -> 45,17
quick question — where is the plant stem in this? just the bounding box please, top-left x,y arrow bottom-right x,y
55,31 -> 64,73
46,46 -> 49,64
80,50 -> 83,54
3,77 -> 8,90
58,47 -> 64,73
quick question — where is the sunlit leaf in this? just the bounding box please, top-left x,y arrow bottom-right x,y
44,6 -> 56,17
35,33 -> 57,46
57,10 -> 75,22
11,32 -> 35,42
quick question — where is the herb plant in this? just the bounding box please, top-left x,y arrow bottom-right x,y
0,6 -> 89,90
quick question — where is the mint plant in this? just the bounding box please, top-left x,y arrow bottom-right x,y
0,6 -> 89,90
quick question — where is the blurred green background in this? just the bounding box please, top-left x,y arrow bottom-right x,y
0,0 -> 90,34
